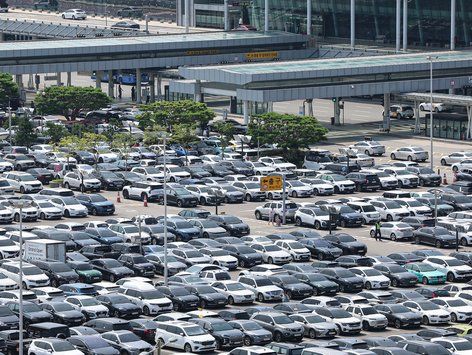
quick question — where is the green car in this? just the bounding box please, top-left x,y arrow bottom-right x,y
404,262 -> 446,285
73,263 -> 103,283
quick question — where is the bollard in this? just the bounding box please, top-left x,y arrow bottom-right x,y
143,195 -> 148,207
443,173 -> 448,185
116,191 -> 121,203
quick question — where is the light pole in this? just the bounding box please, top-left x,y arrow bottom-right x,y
6,96 -> 11,145
430,188 -> 441,224
427,55 -> 438,170
158,132 -> 169,286
11,199 -> 31,355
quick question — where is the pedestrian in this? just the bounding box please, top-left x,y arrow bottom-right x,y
268,207 -> 275,226
118,85 -> 123,99
131,86 -> 136,101
374,221 -> 382,241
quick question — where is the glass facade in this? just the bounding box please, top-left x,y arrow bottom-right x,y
425,113 -> 469,140
192,0 -> 472,48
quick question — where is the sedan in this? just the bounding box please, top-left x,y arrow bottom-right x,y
89,259 -> 134,282
390,147 -> 429,162
374,304 -> 422,329
96,293 -> 141,319
403,262 -> 447,285
228,320 -> 273,346
369,222 -> 414,241
414,226 -> 458,248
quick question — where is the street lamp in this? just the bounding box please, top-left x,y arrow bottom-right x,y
430,188 -> 442,224
5,95 -> 11,145
427,55 -> 438,170
157,132 -> 170,286
10,199 -> 31,355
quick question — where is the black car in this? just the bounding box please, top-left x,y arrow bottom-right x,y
319,268 -> 364,293
6,301 -> 53,326
91,171 -> 125,191
374,304 -> 421,329
203,164 -> 233,177
183,165 -> 212,179
293,273 -> 339,296
450,181 -> 472,195
84,318 -> 133,334
129,319 -> 158,344
221,244 -> 263,268
160,187 -> 198,207
115,172 -> 141,186
29,260 -> 79,287
415,287 -> 451,299
0,330 -> 29,355
191,317 -> 244,350
386,252 -> 424,265
406,166 -> 441,187
26,168 -> 54,184
324,163 -> 360,175
413,226 -> 457,248
415,197 -> 454,216
402,216 -> 437,229
68,335 -> 120,355
117,254 -> 155,278
298,238 -> 343,260
220,161 -> 254,176
40,302 -> 85,326
111,243 -> 141,255
68,231 -> 97,249
71,151 -> 96,165
89,259 -> 134,282
441,194 -> 472,211
268,275 -> 314,299
185,285 -> 228,308
76,194 -> 115,216
0,306 -> 19,330
345,172 -> 381,192
96,293 -> 141,319
164,219 -> 200,242
28,153 -> 55,168
144,254 -> 186,276
323,233 -> 367,255
85,228 -> 123,245
320,205 -> 363,228
335,255 -> 373,268
141,225 -> 176,245
208,215 -> 250,236
450,251 -> 472,266
156,286 -> 199,312
79,245 -> 121,260
374,263 -> 418,287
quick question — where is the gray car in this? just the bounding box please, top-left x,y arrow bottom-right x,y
101,330 -> 153,355
289,313 -> 337,339
228,320 -> 273,346
190,318 -> 244,350
251,311 -> 304,342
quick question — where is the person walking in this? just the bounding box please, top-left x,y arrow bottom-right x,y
118,85 -> 123,99
374,221 -> 382,241
268,207 -> 275,226
131,86 -> 136,101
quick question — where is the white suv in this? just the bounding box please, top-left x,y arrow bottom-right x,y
423,256 -> 472,282
122,181 -> 163,202
3,172 -> 42,193
345,305 -> 388,330
119,282 -> 172,315
0,261 -> 49,289
258,157 -> 296,171
273,240 -> 311,262
347,202 -> 381,224
370,200 -> 410,221
63,172 -> 101,192
154,321 -> 216,353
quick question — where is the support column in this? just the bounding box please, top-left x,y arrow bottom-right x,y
185,0 -> 190,33
330,0 -> 339,37
136,68 -> 142,103
307,0 -> 312,36
56,72 -> 61,86
415,0 -> 424,46
267,102 -> 273,113
149,74 -> 155,102
371,0 -> 380,39
156,75 -> 162,101
306,99 -> 314,117
334,99 -> 341,125
107,70 -> 114,98
414,100 -> 421,134
451,0 -> 456,50
195,80 -> 202,103
350,0 -> 355,49
224,0 -> 229,31
243,100 -> 249,124
460,0 -> 470,46
383,93 -> 391,131
27,74 -> 34,90
467,106 -> 472,140
15,75 -> 23,89
95,71 -> 102,90
403,0 -> 408,50
264,0 -> 269,32
0,33 -> 4,42
66,72 -> 72,87
396,0 -> 401,53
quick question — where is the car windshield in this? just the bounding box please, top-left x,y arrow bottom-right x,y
330,309 -> 352,318
213,322 -> 233,331
184,251 -> 203,258
407,200 -> 423,207
448,299 -> 467,307
122,226 -> 139,233
339,206 -> 356,214
389,305 -> 410,313
264,245 -> 281,252
75,263 -> 93,271
199,221 -> 220,228
175,221 -> 193,229
418,302 -> 440,310
0,239 -> 14,247
289,181 -> 304,187
453,195 -> 472,203
334,270 -> 355,278
145,168 -> 160,174
338,235 -> 356,242
142,290 -> 165,299
455,341 -> 472,351
132,256 -> 148,264
195,286 -> 215,294
331,175 -> 346,181
37,202 -> 54,208
83,337 -> 109,348
226,283 -> 246,291
223,217 -> 243,224
23,303 -> 41,312
53,304 -> 74,312
23,267 -> 42,275
119,333 -> 140,342
80,298 -> 99,306
388,265 -> 407,273
254,279 -> 273,286
273,315 -> 293,324
361,307 -> 377,315
446,259 -> 466,266
384,201 -> 402,209
245,183 -> 260,189
185,326 -> 206,336
417,264 -> 436,272
363,269 -> 381,276
89,195 -> 107,203
52,342 -> 75,352
312,240 -> 331,247
62,198 -> 80,206
50,264 -> 72,272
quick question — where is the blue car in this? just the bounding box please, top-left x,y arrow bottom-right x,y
84,228 -> 123,245
169,144 -> 198,157
76,194 -> 115,216
59,283 -> 98,296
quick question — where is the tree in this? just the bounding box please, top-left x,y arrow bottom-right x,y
45,122 -> 70,144
34,86 -> 111,121
212,121 -> 235,159
138,100 -> 215,132
170,123 -> 199,165
0,73 -> 19,109
59,132 -> 106,167
15,117 -> 37,147
143,125 -> 167,146
111,132 -> 137,170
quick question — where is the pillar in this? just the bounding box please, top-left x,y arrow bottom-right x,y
243,100 -> 249,124
307,99 -> 314,117
66,72 -> 72,87
27,74 -> 34,90
414,0 -> 424,46
95,71 -> 102,90
403,0 -> 408,50
156,74 -> 162,101
467,106 -> 472,140
264,0 -> 269,32
56,72 -> 61,86
136,68 -> 142,103
0,33 -> 4,42
15,75 -> 23,89
185,0 -> 190,33
451,0 -> 456,50
371,0 -> 380,39
195,80 -> 202,102
350,0 -> 355,49
149,74 -> 155,102
307,0 -> 312,36
396,0 -> 401,53
383,93 -> 391,131
107,70 -> 114,98
460,0 -> 469,47
334,99 -> 341,125
414,100 -> 421,134
267,102 -> 273,113
330,0 -> 339,37
224,0 -> 229,31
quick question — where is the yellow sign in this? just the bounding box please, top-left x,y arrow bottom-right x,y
245,51 -> 278,60
260,175 -> 283,191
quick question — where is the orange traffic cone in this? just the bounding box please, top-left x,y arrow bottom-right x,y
116,191 -> 121,203
443,173 -> 448,185
143,195 -> 148,207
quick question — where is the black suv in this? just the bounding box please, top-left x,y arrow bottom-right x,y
323,163 -> 360,175
406,166 -> 441,187
345,172 -> 381,192
29,260 -> 79,287
161,187 -> 198,207
117,254 -> 155,277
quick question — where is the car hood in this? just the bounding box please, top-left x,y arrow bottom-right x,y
397,311 -> 421,320
123,340 -> 152,350
344,241 -> 366,249
57,310 -> 84,318
178,228 -> 200,234
257,285 -> 282,293
94,347 -> 120,355
396,272 -> 418,280
110,266 -> 133,274
342,213 -> 363,219
92,201 -> 114,207
216,329 -> 244,338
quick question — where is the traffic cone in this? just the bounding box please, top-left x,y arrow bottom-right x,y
443,173 -> 448,185
143,195 -> 148,207
116,191 -> 121,203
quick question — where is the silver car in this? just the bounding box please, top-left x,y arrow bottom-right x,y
390,147 -> 429,162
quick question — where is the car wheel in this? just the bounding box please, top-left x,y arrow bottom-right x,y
19,186 -> 25,194
390,153 -> 396,160
228,296 -> 235,305
122,190 -> 129,199
309,329 -> 316,339
143,306 -> 150,316
415,236 -> 420,244
335,325 -> 342,335
362,321 -> 370,331
292,191 -> 298,198
407,155 -> 413,161
177,200 -> 183,207
62,14 -> 65,18
364,150 -> 371,156
386,214 -> 393,222
119,350 -> 128,355
199,299 -> 206,308
295,217 -> 302,226
268,257 -> 274,264
268,193 -> 273,200
339,284 -> 345,292
286,291 -> 292,299
80,185 -> 86,193
451,313 -> 458,323
202,232 -> 209,239
422,315 -> 429,325
22,282 -> 28,290
422,277 -> 429,285
239,260 -> 246,268
274,332 -> 283,342
390,233 -> 397,241
365,282 -> 372,290
243,336 -> 252,346
340,220 -> 346,228
447,272 -> 455,282
356,184 -> 362,192
441,158 -> 447,166
200,197 -> 208,205
314,221 -> 321,230
51,279 -> 58,288
64,210 -> 70,218
435,240 -> 442,248
394,319 -> 402,329
257,293 -> 265,302
435,107 -> 439,113
392,279 -> 398,287
184,343 -> 192,353
313,188 -> 319,196
255,211 -> 262,220
312,287 -> 318,296
173,303 -> 180,311
91,208 -> 97,216
317,252 -> 324,261
461,237 -> 469,246
453,165 -> 459,173
370,230 -> 376,238
109,274 -> 116,282
64,182 -> 70,189
245,194 -> 252,202
40,212 -> 46,220
13,213 -> 20,222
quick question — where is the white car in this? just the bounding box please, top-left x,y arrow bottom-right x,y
232,181 -> 266,202
452,159 -> 472,172
63,172 -> 101,192
294,206 -> 333,230
0,204 -> 13,223
237,275 -> 284,302
342,152 -> 375,167
285,180 -> 313,198
154,321 -> 216,353
361,169 -> 398,190
3,171 -> 43,194
254,201 -> 298,222
108,224 -> 151,244
370,200 -> 411,221
0,272 -> 18,291
274,240 -> 311,262
348,141 -> 385,156
31,287 -> 64,302
185,185 -> 219,205
318,173 -> 356,194
211,280 -> 255,305
250,244 -> 292,265
430,297 -> 472,323
0,237 -> 20,259
246,161 -> 276,175
312,307 -> 362,335
350,267 -> 390,290
29,339 -> 84,355
390,147 -> 428,162
122,181 -> 163,202
379,167 -> 419,188
199,248 -> 238,270
222,152 -> 242,161
46,151 -> 77,164
347,202 -> 381,224
157,164 -> 190,182
119,282 -> 173,315
396,198 -> 431,216
64,295 -> 109,319
0,200 -> 38,222
188,220 -> 228,239
149,145 -> 177,156
30,144 -> 53,153
431,337 -> 472,355
440,152 -> 472,166
299,178 -> 334,196
61,8 -> 87,19
0,260 -> 49,289
419,102 -> 449,112
201,155 -> 222,165
130,167 -> 165,182
345,305 -> 388,330
403,300 -> 451,325
258,156 -> 296,171
369,221 -> 414,241
49,196 -> 88,218
0,160 -> 14,173
423,256 -> 472,282
238,264 -> 286,278
92,148 -> 118,163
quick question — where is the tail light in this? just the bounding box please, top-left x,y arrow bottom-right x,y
144,329 -> 154,335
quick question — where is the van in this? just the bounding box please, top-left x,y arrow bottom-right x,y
28,322 -> 70,339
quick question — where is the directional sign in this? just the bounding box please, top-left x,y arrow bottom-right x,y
260,175 -> 283,191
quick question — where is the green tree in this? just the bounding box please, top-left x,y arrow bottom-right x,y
138,100 -> 215,132
111,132 -> 137,170
0,73 -> 19,109
59,132 -> 106,167
45,122 -> 70,144
15,117 -> 37,147
212,121 -> 235,159
170,123 -> 199,165
34,86 -> 111,121
143,125 -> 168,146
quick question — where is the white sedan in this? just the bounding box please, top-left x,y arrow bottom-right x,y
390,147 -> 429,162
369,222 -> 414,241
300,178 -> 334,196
452,159 -> 472,172
250,244 -> 292,265
258,156 -> 296,171
440,152 -> 472,166
285,180 -> 313,198
61,9 -> 87,20
350,267 -> 390,290
348,141 -> 385,156
419,102 -> 449,112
